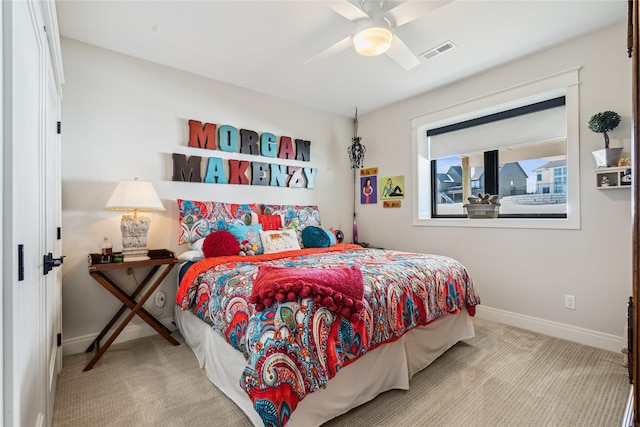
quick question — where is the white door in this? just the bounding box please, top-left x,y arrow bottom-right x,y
4,1 -> 63,426
43,44 -> 63,422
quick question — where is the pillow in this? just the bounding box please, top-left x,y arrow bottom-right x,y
259,204 -> 321,228
332,228 -> 344,243
325,228 -> 336,245
228,223 -> 264,255
301,226 -> 331,248
201,230 -> 240,258
191,237 -> 205,252
250,212 -> 283,231
259,229 -> 301,254
177,199 -> 257,245
177,250 -> 205,263
282,217 -> 304,248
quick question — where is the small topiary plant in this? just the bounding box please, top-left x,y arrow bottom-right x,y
588,111 -> 621,149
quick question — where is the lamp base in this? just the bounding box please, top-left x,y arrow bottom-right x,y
120,214 -> 151,262
122,248 -> 150,262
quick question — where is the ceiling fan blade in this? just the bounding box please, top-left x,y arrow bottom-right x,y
305,36 -> 353,64
328,1 -> 370,22
386,0 -> 454,27
385,35 -> 420,70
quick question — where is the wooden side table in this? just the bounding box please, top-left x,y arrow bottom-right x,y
84,248 -> 180,371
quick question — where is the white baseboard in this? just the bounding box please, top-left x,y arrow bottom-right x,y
475,305 -> 624,353
63,307 -> 624,355
62,315 -> 177,356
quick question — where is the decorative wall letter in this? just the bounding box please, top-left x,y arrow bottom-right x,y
203,157 -> 227,184
260,133 -> 278,158
303,167 -> 317,189
295,139 -> 311,162
288,166 -> 304,188
188,120 -> 216,149
269,163 -> 288,187
172,153 -> 202,182
240,129 -> 260,155
228,159 -> 250,185
278,136 -> 295,160
251,162 -> 269,186
218,125 -> 239,152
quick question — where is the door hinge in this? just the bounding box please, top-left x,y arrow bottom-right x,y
57,121 -> 61,134
18,244 -> 24,281
57,333 -> 62,347
57,227 -> 61,240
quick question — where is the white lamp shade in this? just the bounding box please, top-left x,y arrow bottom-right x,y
105,180 -> 165,212
353,21 -> 392,56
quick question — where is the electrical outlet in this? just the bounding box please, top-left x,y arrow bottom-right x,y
154,291 -> 166,308
564,295 -> 576,310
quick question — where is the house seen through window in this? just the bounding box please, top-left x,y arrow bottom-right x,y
429,96 -> 568,219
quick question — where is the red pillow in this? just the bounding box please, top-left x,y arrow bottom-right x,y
257,214 -> 282,231
201,230 -> 240,258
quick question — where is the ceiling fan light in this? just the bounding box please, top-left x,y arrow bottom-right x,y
354,27 -> 393,56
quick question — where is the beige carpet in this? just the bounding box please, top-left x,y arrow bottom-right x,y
52,318 -> 629,427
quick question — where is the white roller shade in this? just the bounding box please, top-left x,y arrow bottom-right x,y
428,105 -> 566,160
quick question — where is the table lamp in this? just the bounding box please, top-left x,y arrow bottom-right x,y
105,179 -> 165,262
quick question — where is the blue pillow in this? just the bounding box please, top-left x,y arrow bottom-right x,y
228,223 -> 263,255
324,228 -> 336,245
301,226 -> 331,248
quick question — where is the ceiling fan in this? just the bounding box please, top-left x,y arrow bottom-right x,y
308,0 -> 452,70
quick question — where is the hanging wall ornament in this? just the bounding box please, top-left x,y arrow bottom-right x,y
347,109 -> 366,170
348,109 -> 365,244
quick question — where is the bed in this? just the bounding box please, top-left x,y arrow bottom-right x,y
174,200 -> 480,426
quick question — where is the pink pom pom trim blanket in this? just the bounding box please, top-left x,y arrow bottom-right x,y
249,264 -> 364,321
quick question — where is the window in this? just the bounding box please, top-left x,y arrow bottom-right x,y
412,68 -> 581,229
429,97 -> 567,219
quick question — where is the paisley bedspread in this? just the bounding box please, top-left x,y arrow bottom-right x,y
176,244 -> 480,426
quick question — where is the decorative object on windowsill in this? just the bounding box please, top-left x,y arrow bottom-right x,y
348,108 -> 366,244
588,110 -> 622,168
105,178 -> 166,262
463,193 -> 500,219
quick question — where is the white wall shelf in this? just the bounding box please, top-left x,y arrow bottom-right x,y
595,166 -> 631,189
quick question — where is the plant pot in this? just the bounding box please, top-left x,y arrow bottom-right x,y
592,147 -> 623,168
463,204 -> 500,219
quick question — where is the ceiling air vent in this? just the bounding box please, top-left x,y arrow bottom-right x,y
420,41 -> 456,60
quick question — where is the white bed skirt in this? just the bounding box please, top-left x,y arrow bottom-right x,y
175,306 -> 475,426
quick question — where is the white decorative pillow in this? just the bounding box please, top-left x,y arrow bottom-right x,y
259,229 -> 301,254
178,250 -> 205,263
189,237 -> 205,251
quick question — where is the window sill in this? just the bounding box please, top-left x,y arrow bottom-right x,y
413,216 -> 580,230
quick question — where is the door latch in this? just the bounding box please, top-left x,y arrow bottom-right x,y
43,252 -> 65,275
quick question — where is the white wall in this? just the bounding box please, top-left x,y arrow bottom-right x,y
357,22 -> 632,351
60,39 -> 354,354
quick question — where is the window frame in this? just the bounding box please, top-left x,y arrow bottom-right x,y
411,68 -> 581,230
